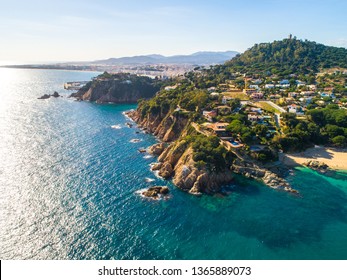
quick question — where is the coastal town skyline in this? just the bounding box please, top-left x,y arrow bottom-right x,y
1,0 -> 347,64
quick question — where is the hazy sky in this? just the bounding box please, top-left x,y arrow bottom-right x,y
1,0 -> 346,63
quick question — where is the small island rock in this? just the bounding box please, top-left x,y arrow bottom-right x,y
142,186 -> 170,198
52,91 -> 60,97
38,94 -> 51,99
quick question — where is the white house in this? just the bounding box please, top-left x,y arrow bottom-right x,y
287,104 -> 298,114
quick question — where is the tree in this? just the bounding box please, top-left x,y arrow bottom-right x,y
281,112 -> 299,128
226,120 -> 243,134
332,135 -> 346,147
253,124 -> 268,138
228,98 -> 241,111
325,124 -> 344,138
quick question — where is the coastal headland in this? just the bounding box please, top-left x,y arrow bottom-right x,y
70,36 -> 347,196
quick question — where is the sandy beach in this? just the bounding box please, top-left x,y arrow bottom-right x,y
280,146 -> 347,170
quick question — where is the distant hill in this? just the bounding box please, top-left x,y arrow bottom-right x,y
91,51 -> 239,65
225,38 -> 347,75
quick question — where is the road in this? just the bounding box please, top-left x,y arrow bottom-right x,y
274,113 -> 281,129
260,100 -> 286,113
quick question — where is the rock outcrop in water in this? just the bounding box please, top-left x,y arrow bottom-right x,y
52,91 -> 60,97
38,91 -> 60,99
232,159 -> 298,193
70,72 -> 161,103
142,186 -> 169,199
303,160 -> 330,173
38,94 -> 51,99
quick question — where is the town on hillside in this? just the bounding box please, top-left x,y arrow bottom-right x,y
152,44 -> 347,165
81,38 -> 347,169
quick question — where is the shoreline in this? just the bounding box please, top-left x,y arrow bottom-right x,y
280,146 -> 347,171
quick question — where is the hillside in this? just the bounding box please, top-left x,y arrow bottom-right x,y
70,72 -> 162,103
71,37 -> 347,195
225,37 -> 347,75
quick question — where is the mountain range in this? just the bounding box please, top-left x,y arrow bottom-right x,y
90,51 -> 239,65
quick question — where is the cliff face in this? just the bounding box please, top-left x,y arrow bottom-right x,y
70,74 -> 161,103
130,108 -> 190,142
128,109 -> 234,194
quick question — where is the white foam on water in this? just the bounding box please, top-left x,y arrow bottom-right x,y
111,124 -> 122,129
143,155 -> 153,159
144,177 -> 155,182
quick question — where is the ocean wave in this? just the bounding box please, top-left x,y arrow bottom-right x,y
111,124 -> 122,129
143,155 -> 152,159
144,177 -> 155,182
122,110 -> 134,120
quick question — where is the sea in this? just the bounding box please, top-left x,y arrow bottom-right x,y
1,68 -> 347,260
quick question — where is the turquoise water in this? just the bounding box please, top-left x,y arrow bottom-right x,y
0,69 -> 347,260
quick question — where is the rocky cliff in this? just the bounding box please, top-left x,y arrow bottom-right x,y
149,140 -> 234,195
127,106 -> 297,195
128,108 -> 190,142
127,108 -> 234,194
70,73 -> 161,103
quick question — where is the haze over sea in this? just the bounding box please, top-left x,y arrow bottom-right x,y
1,68 -> 347,260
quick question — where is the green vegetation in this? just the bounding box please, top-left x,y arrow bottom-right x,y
185,135 -> 235,171
274,107 -> 347,151
225,38 -> 347,76
137,37 -> 347,168
226,119 -> 254,144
